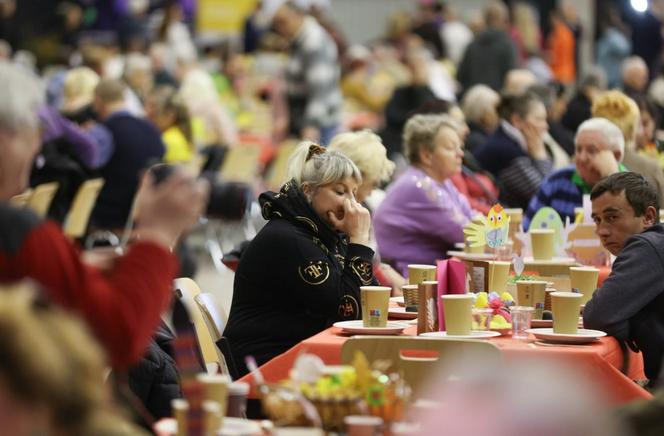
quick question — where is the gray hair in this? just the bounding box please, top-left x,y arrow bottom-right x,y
0,61 -> 44,132
461,84 -> 500,125
287,141 -> 362,190
403,114 -> 460,164
575,117 -> 625,162
579,65 -> 607,91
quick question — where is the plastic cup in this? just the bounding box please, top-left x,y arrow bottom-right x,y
472,307 -> 493,331
408,264 -> 437,285
569,266 -> 599,305
441,294 -> 474,336
516,280 -> 548,320
226,382 -> 249,418
344,415 -> 384,436
551,292 -> 583,334
361,286 -> 391,327
530,228 -> 555,260
511,306 -> 534,339
487,261 -> 511,293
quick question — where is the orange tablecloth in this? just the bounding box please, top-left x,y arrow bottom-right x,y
240,325 -> 651,405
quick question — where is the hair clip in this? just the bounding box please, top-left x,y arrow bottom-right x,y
306,144 -> 326,161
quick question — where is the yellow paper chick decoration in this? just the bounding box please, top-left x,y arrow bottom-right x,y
464,204 -> 511,249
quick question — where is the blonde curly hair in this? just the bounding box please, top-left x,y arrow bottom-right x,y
591,90 -> 640,145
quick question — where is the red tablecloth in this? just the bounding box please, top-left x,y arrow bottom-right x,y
239,325 -> 651,405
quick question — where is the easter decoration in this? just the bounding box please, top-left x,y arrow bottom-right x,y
464,204 -> 511,250
473,291 -> 515,333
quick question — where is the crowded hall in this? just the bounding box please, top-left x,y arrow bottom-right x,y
7,0 -> 664,434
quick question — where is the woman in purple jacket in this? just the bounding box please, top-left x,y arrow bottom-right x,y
373,114 -> 476,275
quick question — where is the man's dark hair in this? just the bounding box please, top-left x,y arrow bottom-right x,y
590,172 -> 660,216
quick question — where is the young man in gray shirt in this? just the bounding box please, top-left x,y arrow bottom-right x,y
584,172 -> 663,387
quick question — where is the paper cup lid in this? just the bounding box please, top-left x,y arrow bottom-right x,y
228,381 -> 250,395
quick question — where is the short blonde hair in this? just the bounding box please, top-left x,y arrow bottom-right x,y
62,67 -> 100,111
403,114 -> 460,164
461,84 -> 500,125
329,130 -> 395,184
591,90 -> 640,143
286,141 -> 362,190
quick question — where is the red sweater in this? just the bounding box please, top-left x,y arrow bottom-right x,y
0,204 -> 178,369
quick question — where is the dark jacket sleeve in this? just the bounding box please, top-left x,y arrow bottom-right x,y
583,236 -> 664,341
282,228 -> 376,321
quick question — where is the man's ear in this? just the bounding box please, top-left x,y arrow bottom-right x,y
643,205 -> 658,227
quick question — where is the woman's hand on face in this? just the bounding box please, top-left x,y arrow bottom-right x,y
327,198 -> 372,246
522,121 -> 547,160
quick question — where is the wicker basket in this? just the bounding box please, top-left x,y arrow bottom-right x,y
402,285 -> 419,307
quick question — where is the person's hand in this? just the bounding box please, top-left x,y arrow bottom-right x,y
327,198 -> 371,246
133,167 -> 209,249
82,246 -> 123,271
590,149 -> 620,179
522,122 -> 547,160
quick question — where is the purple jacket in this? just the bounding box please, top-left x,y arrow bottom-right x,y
373,166 -> 475,275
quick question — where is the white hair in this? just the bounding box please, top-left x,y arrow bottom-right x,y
0,61 -> 44,132
575,117 -> 625,162
461,84 -> 500,125
329,130 -> 395,183
124,53 -> 151,76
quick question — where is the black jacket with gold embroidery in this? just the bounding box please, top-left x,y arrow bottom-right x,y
224,180 -> 376,376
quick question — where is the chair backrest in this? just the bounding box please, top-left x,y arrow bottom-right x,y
194,292 -> 227,341
9,189 -> 33,208
174,278 -> 231,375
26,182 -> 59,218
63,178 -> 105,239
341,336 -> 502,397
220,143 -> 262,183
265,139 -> 297,191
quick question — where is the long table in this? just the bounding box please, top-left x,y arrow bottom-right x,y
239,324 -> 652,405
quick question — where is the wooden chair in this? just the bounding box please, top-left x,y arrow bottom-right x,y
264,139 -> 297,191
63,178 -> 104,239
219,143 -> 262,184
341,337 -> 502,397
194,292 -> 238,378
173,278 -> 230,376
9,188 -> 33,208
26,182 -> 59,218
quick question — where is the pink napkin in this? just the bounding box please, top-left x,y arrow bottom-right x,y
436,259 -> 467,331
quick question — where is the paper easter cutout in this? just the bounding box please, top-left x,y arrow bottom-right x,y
464,204 -> 511,249
529,207 -> 565,248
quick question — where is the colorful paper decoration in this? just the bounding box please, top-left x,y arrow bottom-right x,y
464,204 -> 511,249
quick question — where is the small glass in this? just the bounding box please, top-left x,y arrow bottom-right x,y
472,308 -> 493,331
510,306 -> 535,339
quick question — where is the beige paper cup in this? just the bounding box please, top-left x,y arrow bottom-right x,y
361,286 -> 391,327
551,292 -> 583,334
197,373 -> 230,425
408,264 -> 437,285
402,284 -> 419,307
487,261 -> 511,293
441,294 -> 474,336
569,266 -> 599,305
171,399 -> 189,436
504,208 -> 523,223
516,280 -> 548,320
530,228 -> 555,260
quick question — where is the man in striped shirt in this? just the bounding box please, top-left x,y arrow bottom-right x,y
523,118 -> 625,230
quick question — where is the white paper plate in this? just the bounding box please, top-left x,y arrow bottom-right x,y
419,330 -> 501,339
154,417 -> 262,435
390,296 -> 406,307
333,320 -> 409,335
526,328 -> 606,344
388,307 -> 418,319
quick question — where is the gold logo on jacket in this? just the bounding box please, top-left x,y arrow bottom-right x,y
338,295 -> 359,319
350,256 -> 373,285
299,260 -> 330,285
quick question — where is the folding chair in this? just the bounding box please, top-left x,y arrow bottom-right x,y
26,182 -> 59,218
194,292 -> 239,379
63,178 -> 104,239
